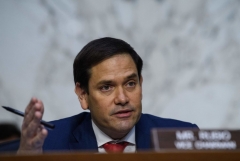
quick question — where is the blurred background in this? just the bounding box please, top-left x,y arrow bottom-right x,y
0,0 -> 239,129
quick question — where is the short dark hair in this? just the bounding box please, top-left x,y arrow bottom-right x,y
73,37 -> 143,93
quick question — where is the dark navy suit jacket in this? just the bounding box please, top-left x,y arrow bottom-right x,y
0,112 -> 198,152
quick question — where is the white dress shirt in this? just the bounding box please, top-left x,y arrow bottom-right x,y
91,120 -> 136,153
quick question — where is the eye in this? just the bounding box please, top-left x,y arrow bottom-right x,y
100,85 -> 112,92
126,81 -> 136,87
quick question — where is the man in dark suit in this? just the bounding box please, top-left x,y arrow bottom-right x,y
2,37 -> 197,153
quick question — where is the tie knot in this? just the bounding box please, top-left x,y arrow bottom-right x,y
103,141 -> 129,153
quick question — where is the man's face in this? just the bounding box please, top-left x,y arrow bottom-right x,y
77,54 -> 142,139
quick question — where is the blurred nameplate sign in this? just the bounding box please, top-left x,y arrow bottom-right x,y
151,129 -> 240,151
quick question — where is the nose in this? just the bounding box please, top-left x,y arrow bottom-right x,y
114,87 -> 129,106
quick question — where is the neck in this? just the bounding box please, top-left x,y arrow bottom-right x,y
105,130 -> 129,140
92,120 -> 131,140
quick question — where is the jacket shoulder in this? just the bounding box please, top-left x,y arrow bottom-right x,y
49,112 -> 90,129
44,112 -> 91,150
140,113 -> 198,129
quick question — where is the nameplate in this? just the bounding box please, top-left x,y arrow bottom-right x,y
151,129 -> 240,151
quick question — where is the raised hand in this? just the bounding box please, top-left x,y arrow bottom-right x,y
17,98 -> 48,154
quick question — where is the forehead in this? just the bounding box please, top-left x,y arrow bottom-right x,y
89,54 -> 138,82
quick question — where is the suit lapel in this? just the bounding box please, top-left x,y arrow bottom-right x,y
68,113 -> 98,151
136,114 -> 151,150
68,113 -> 152,151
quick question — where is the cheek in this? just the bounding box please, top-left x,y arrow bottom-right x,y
89,95 -> 113,115
130,91 -> 142,114
131,90 -> 142,103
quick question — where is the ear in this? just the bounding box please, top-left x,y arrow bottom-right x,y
75,82 -> 89,110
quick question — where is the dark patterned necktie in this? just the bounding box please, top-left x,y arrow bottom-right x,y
103,141 -> 129,153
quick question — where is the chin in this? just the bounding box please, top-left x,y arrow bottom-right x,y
114,120 -> 135,132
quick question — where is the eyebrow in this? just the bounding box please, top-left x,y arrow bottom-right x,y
96,73 -> 138,86
126,73 -> 138,80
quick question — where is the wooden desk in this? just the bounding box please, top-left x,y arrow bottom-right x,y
1,151 -> 240,161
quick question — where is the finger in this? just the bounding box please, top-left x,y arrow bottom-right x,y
25,97 -> 37,115
31,126 -> 48,148
25,110 -> 43,138
22,98 -> 38,129
23,101 -> 43,129
36,99 -> 44,114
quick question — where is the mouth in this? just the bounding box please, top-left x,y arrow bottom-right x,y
113,109 -> 133,118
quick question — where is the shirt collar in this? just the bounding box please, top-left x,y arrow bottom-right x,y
91,120 -> 135,147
